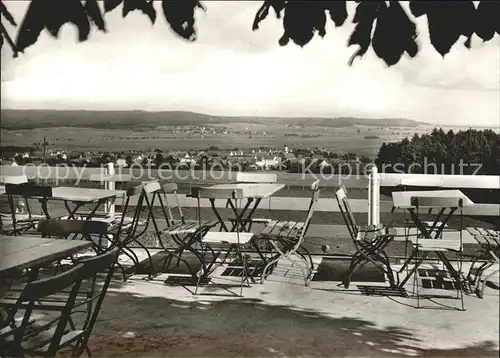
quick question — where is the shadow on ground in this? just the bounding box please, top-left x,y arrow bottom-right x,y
68,280 -> 499,357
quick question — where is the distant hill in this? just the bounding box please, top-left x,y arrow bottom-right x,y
0,109 -> 425,130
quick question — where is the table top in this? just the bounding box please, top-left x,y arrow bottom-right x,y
392,190 -> 474,209
199,183 -> 285,199
52,187 -> 125,202
0,235 -> 92,276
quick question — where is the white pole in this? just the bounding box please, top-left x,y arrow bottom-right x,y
106,162 -> 116,218
369,166 -> 380,226
368,171 -> 372,225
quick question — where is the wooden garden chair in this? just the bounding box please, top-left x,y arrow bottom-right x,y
191,187 -> 255,296
0,264 -> 84,357
464,227 -> 499,298
3,182 -> 53,236
333,186 -> 397,289
257,180 -> 320,286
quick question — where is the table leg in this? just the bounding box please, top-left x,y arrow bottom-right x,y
234,199 -> 262,232
398,251 -> 427,288
64,201 -> 98,220
228,198 -> 259,232
209,199 -> 229,232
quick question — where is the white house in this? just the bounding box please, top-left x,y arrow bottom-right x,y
133,154 -> 143,164
255,155 -> 280,169
116,158 -> 127,168
318,159 -> 330,168
179,153 -> 197,166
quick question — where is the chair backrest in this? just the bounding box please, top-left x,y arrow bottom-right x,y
143,181 -> 161,194
11,264 -> 84,356
335,186 -> 358,241
114,184 -> 145,241
37,219 -> 108,238
159,182 -> 184,226
410,196 -> 464,209
410,196 -> 464,242
4,183 -> 53,233
191,187 -> 245,200
299,183 -> 320,241
79,247 -> 119,278
235,172 -> 277,183
125,184 -> 143,198
71,249 -> 119,356
5,182 -> 53,197
22,263 -> 84,300
0,175 -> 28,184
310,179 -> 320,191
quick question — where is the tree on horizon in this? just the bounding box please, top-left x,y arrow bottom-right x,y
1,0 -> 499,66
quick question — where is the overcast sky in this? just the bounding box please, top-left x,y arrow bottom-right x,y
1,1 -> 499,127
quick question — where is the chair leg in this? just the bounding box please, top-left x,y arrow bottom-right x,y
415,249 -> 421,308
342,255 -> 363,289
298,245 -> 315,278
457,251 -> 465,311
194,243 -> 207,295
478,266 -> 499,299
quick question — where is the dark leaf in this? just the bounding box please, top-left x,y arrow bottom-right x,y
325,1 -> 347,27
409,1 -> 426,18
15,0 -> 47,52
270,0 -> 286,18
252,2 -> 270,31
253,1 -> 286,31
104,0 -> 122,13
123,0 -> 156,24
45,0 -> 90,41
1,1 -> 17,26
1,21 -> 18,56
348,1 -> 384,64
16,0 -> 90,52
162,0 -> 203,41
372,1 -> 418,66
85,0 -> 106,32
281,2 -> 327,47
278,33 -> 289,46
409,1 -> 476,56
475,1 -> 500,42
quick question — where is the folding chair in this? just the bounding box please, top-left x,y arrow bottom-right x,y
0,264 -> 84,357
192,187 -> 255,296
334,186 -> 397,289
227,172 -> 278,230
79,173 -> 133,220
258,180 -> 320,286
60,249 -> 119,357
4,182 -> 53,235
37,219 -> 109,252
156,182 -> 217,283
1,249 -> 118,357
464,227 -> 499,298
104,184 -> 153,281
36,187 -> 143,282
405,197 -> 465,310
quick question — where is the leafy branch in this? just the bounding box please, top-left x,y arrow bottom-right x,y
1,0 -> 499,67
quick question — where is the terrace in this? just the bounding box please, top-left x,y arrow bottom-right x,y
0,164 -> 499,357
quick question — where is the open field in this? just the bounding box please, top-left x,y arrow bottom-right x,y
0,124 -> 477,157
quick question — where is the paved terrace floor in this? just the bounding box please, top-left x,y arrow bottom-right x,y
60,250 -> 499,357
